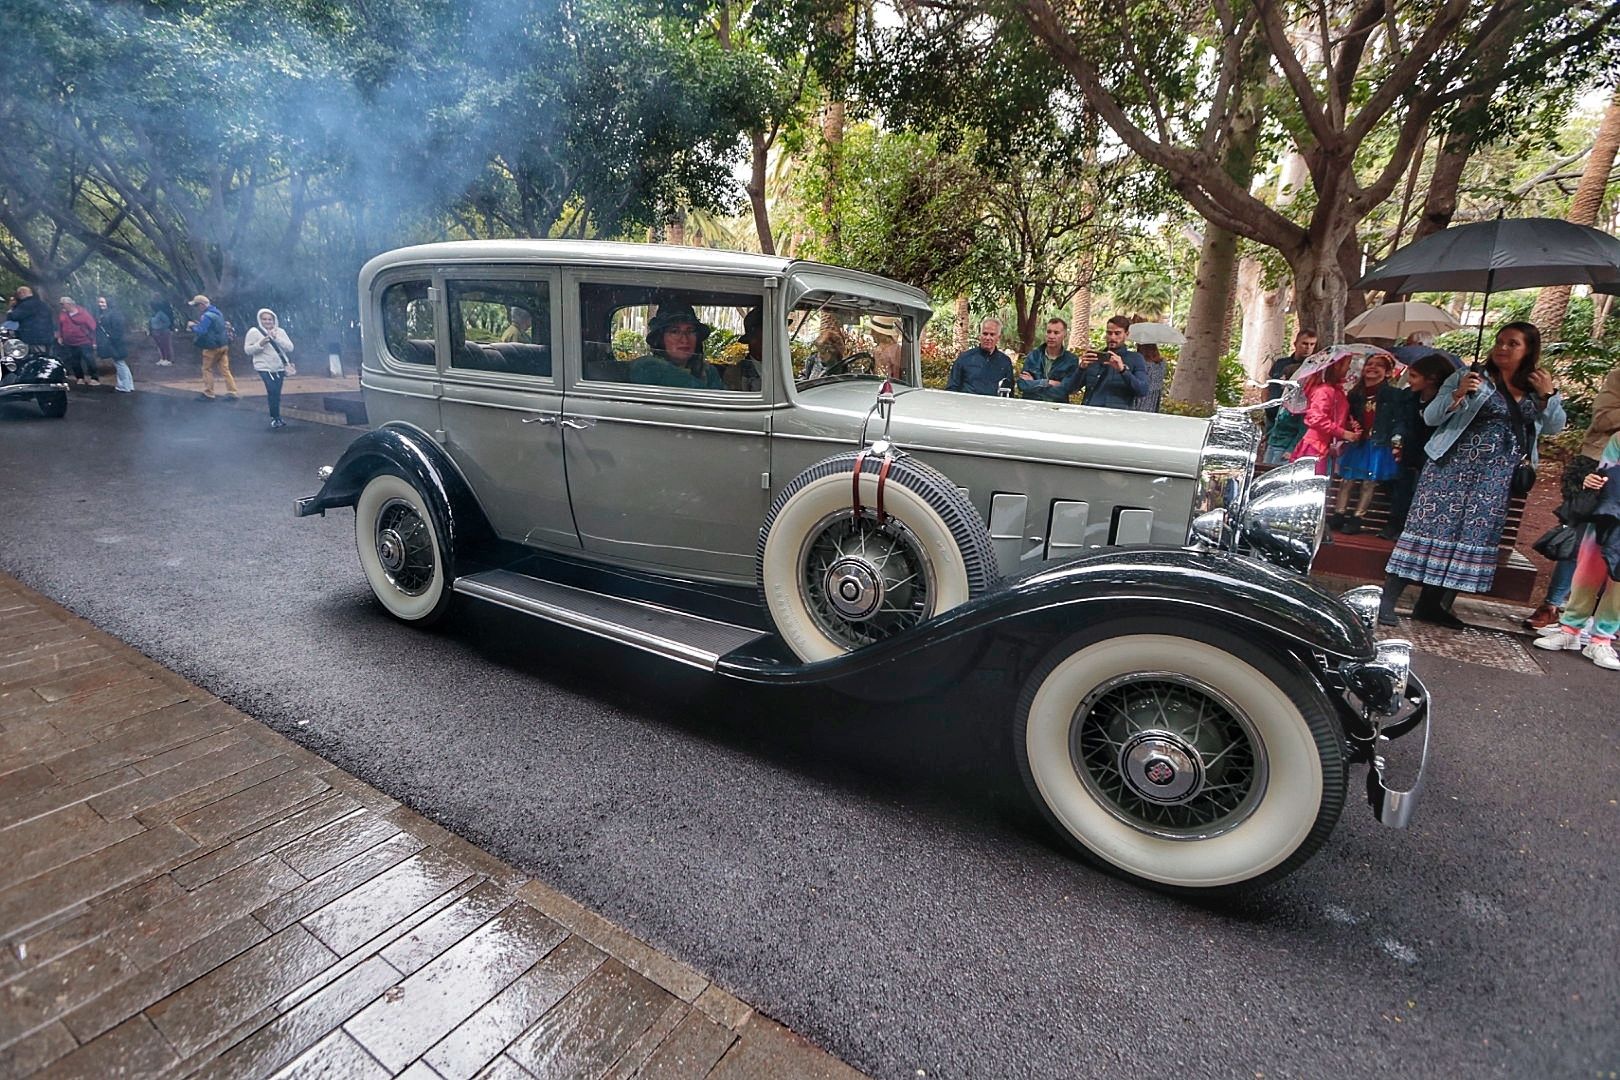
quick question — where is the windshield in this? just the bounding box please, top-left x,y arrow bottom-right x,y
789,298 -> 919,389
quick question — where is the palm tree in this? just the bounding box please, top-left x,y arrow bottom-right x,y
1530,89 -> 1620,336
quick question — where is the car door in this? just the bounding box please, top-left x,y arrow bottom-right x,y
558,272 -> 773,583
437,269 -> 579,551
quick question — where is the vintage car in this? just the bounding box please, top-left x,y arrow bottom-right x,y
296,240 -> 1430,893
0,329 -> 68,417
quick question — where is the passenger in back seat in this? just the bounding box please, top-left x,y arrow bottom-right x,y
500,307 -> 534,343
628,303 -> 724,390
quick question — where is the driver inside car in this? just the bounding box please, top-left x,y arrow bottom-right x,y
629,303 -> 725,389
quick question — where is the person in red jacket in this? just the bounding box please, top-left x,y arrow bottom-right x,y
56,296 -> 99,386
1288,353 -> 1359,475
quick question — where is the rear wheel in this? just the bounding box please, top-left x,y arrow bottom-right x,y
1014,620 -> 1345,891
354,473 -> 453,624
38,392 -> 66,418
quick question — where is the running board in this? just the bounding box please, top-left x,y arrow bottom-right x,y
453,569 -> 767,670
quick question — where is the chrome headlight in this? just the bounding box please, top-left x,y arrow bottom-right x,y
1187,409 -> 1260,548
1238,458 -> 1327,573
2,337 -> 27,362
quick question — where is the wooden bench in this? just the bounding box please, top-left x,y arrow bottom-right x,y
1263,467 -> 1538,602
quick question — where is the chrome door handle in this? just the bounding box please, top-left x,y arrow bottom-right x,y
521,414 -> 560,425
558,417 -> 595,430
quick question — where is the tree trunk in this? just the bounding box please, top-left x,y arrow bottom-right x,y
747,131 -> 775,255
1174,225 -> 1242,405
821,99 -> 846,261
1170,36 -> 1267,407
1293,248 -> 1350,349
1069,253 -> 1094,350
1530,90 -> 1620,336
1237,256 -> 1288,381
1013,286 -> 1035,354
953,295 -> 971,352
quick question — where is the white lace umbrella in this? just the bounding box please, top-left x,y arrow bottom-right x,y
1280,344 -> 1394,414
1127,322 -> 1186,345
1344,301 -> 1461,339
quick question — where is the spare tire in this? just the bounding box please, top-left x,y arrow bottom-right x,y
758,451 -> 998,662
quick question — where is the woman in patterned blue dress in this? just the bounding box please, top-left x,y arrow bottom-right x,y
1380,322 -> 1565,628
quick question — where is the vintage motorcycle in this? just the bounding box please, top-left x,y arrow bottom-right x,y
0,327 -> 69,418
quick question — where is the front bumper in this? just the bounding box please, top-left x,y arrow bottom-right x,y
1362,670 -> 1430,828
0,379 -> 67,398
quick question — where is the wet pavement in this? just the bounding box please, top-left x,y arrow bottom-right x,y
0,576 -> 865,1079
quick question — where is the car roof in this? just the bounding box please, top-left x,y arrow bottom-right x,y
359,240 -> 931,306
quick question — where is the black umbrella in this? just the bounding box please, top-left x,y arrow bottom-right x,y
1356,215 -> 1620,359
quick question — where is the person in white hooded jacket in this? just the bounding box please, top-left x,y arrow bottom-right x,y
245,308 -> 295,429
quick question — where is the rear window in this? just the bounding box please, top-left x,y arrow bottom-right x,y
448,279 -> 553,380
381,280 -> 435,366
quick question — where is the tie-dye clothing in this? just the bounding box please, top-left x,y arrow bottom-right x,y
1554,433 -> 1620,643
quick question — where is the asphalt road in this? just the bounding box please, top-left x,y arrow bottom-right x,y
3,389 -> 1616,1079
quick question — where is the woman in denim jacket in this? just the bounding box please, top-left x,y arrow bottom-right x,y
1380,321 -> 1565,627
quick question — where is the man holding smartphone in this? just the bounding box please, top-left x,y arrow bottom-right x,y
1074,314 -> 1149,409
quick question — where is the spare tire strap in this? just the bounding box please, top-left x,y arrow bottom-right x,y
851,450 -> 868,516
875,455 -> 895,525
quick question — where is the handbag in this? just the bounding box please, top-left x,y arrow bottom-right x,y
1509,397 -> 1537,498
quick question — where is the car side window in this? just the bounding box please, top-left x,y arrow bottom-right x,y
577,282 -> 763,394
381,280 -> 436,367
448,280 -> 553,380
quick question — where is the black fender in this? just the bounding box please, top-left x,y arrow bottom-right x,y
17,355 -> 67,385
0,355 -> 68,395
294,422 -> 493,574
717,546 -> 1375,697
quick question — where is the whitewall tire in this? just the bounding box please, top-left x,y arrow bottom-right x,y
1015,620 -> 1345,891
759,452 -> 997,663
354,473 -> 453,624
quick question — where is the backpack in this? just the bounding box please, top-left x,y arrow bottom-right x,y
197,310 -> 229,349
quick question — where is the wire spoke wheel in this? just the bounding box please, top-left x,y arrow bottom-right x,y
1015,623 -> 1346,891
800,510 -> 933,650
374,497 -> 435,596
1071,674 -> 1266,839
354,473 -> 452,624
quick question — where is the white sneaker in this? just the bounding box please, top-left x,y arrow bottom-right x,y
1533,631 -> 1583,651
1583,641 -> 1620,670
1535,623 -> 1567,637
155,359 -> 173,366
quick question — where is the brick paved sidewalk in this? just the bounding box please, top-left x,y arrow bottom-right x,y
0,576 -> 863,1080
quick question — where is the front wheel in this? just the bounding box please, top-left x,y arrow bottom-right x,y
354,473 -> 453,624
1014,620 -> 1346,891
38,392 -> 67,418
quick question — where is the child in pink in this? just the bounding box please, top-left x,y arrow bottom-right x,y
1289,355 -> 1360,475
1534,431 -> 1620,670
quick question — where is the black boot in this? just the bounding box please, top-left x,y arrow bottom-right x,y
1413,585 -> 1466,630
1378,574 -> 1406,626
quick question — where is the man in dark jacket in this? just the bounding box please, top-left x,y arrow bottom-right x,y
5,287 -> 55,350
1264,328 -> 1317,434
946,318 -> 1015,396
1017,317 -> 1079,402
1075,315 -> 1149,409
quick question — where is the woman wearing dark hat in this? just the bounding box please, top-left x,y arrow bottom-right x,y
629,303 -> 725,389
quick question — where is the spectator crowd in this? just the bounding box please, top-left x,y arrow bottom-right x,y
4,286 -> 298,431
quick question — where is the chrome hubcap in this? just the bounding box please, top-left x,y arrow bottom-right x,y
373,498 -> 434,596
825,558 -> 883,619
1119,731 -> 1203,803
800,511 -> 933,650
1069,673 -> 1268,839
376,529 -> 407,574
